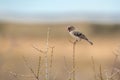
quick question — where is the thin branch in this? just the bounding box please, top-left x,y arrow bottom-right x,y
22,56 -> 39,80
32,45 -> 45,53
36,56 -> 41,79
10,71 -> 34,78
50,46 -> 55,68
45,27 -> 50,80
106,68 -> 120,79
99,64 -> 104,80
91,56 -> 97,80
72,40 -> 77,80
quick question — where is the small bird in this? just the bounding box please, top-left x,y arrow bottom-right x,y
67,26 -> 93,45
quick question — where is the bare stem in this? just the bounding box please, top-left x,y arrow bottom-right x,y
73,41 -> 77,80
45,27 -> 50,80
99,64 -> 103,80
50,46 -> 55,68
37,56 -> 41,79
22,56 -> 39,80
32,45 -> 45,53
91,56 -> 97,80
109,53 -> 119,80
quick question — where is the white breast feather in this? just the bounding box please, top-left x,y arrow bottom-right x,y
69,30 -> 81,41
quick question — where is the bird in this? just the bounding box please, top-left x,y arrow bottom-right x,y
67,26 -> 93,45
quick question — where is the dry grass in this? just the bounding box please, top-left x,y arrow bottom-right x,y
0,23 -> 120,80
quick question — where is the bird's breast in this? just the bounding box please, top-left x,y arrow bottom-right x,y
69,31 -> 80,40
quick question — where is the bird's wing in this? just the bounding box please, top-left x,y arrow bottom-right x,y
72,30 -> 93,45
73,31 -> 88,40
73,31 -> 82,37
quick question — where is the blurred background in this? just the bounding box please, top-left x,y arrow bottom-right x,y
0,0 -> 120,80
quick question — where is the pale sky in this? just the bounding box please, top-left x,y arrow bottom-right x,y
0,0 -> 120,14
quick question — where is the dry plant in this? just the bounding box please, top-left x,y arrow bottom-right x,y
105,46 -> 120,80
99,64 -> 104,80
63,56 -> 71,80
72,40 -> 77,80
10,56 -> 41,80
31,27 -> 56,80
21,27 -> 50,80
91,57 -> 104,80
22,56 -> 41,80
10,71 -> 34,80
67,40 -> 78,80
10,27 -> 55,80
91,56 -> 97,80
45,27 -> 50,80
49,46 -> 55,70
91,45 -> 120,80
33,27 -> 50,80
49,46 -> 56,80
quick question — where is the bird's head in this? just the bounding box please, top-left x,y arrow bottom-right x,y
67,26 -> 75,32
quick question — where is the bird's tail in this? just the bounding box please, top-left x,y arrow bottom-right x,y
87,40 -> 93,45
